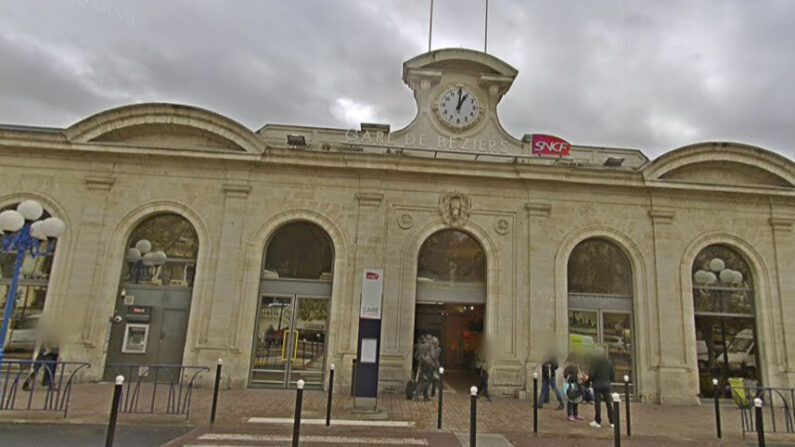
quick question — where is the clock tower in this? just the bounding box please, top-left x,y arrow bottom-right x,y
394,48 -> 523,155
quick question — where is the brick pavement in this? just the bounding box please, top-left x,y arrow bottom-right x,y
0,382 -> 789,445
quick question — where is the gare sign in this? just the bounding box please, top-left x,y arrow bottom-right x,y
530,134 -> 571,156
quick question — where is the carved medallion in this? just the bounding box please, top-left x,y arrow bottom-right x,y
495,219 -> 511,235
398,213 -> 414,229
438,192 -> 471,226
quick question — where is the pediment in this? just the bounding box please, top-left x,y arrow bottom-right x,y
659,160 -> 793,188
91,123 -> 245,152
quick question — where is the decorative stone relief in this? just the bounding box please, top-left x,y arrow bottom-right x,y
495,219 -> 511,235
398,213 -> 414,229
438,192 -> 471,226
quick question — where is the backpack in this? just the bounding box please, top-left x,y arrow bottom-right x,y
565,376 -> 581,399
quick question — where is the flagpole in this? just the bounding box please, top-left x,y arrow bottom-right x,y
428,0 -> 434,52
484,0 -> 489,53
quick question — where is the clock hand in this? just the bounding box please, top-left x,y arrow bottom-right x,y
456,88 -> 463,109
458,93 -> 469,111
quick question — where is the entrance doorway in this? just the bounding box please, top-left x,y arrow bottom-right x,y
250,221 -> 334,389
567,238 -> 636,392
251,294 -> 329,388
414,303 -> 484,390
414,230 -> 486,392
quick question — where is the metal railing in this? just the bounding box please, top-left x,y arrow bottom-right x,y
104,363 -> 208,419
733,385 -> 795,436
0,359 -> 90,417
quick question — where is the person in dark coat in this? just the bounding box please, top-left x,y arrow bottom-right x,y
587,346 -> 615,428
538,354 -> 564,410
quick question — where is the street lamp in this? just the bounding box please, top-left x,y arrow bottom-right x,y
0,200 -> 65,364
125,239 -> 167,283
694,257 -> 744,386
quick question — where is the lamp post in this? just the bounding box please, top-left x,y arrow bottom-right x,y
0,200 -> 65,364
693,258 -> 744,389
125,240 -> 167,284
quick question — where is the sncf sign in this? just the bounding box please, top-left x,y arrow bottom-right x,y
530,134 -> 571,156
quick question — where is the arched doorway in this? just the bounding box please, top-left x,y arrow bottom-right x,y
567,238 -> 635,391
414,229 -> 486,391
250,222 -> 333,389
104,213 -> 199,379
0,203 -> 59,359
691,245 -> 758,396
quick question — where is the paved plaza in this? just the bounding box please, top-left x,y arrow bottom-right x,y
1,382 -> 789,446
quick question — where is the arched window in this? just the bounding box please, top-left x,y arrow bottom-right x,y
0,204 -> 58,355
692,245 -> 758,396
104,213 -> 199,378
567,238 -> 635,389
263,222 -> 333,280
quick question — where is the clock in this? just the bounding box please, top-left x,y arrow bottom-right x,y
436,85 -> 482,130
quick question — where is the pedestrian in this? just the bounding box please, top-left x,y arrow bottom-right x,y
562,356 -> 584,422
538,353 -> 564,410
23,335 -> 59,390
417,349 -> 435,401
588,346 -> 615,428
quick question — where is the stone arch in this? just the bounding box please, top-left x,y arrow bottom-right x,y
398,218 -> 501,375
0,192 -> 73,337
554,226 -> 649,391
65,103 -> 263,154
236,209 -> 350,384
90,201 -> 212,365
643,142 -> 795,187
679,232 -> 776,390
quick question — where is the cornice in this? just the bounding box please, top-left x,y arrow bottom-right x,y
525,202 -> 551,218
648,209 -> 675,224
223,183 -> 252,198
769,217 -> 794,232
83,175 -> 115,191
355,192 -> 384,207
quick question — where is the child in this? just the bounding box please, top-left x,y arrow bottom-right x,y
562,361 -> 584,422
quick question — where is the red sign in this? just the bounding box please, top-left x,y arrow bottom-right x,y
530,134 -> 571,156
366,272 -> 380,280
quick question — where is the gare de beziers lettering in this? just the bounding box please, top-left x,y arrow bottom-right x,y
345,129 -> 511,153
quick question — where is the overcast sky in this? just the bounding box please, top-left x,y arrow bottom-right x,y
1,0 -> 793,159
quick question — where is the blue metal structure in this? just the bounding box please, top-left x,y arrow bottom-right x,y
0,222 -> 54,364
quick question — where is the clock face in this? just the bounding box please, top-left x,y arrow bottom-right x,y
437,86 -> 481,130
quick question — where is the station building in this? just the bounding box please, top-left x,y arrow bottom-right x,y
1,48 -> 794,404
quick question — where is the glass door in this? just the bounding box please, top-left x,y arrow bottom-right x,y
287,297 -> 329,388
602,312 -> 632,385
251,295 -> 295,386
568,310 -> 598,353
250,295 -> 329,388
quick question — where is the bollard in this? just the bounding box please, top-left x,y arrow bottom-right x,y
612,393 -> 621,447
292,380 -> 305,447
326,363 -> 335,427
437,367 -> 444,429
713,378 -> 721,439
755,397 -> 765,447
104,375 -> 124,447
470,386 -> 478,447
532,372 -> 538,434
623,375 -> 631,437
210,358 -> 223,425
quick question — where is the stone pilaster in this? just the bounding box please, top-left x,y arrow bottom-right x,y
525,201 -> 551,386
768,216 -> 795,379
70,176 -> 115,349
200,183 -> 251,349
649,208 -> 693,403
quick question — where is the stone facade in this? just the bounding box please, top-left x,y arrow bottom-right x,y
1,49 -> 794,404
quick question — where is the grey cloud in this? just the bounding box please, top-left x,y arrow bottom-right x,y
0,0 -> 792,159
